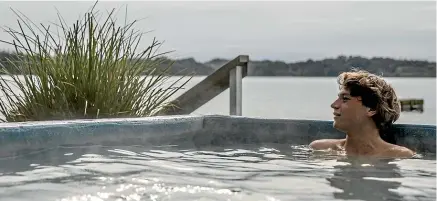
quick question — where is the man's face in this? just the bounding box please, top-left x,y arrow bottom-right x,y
331,87 -> 372,132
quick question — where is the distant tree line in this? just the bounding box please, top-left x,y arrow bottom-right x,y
1,51 -> 435,77
205,56 -> 436,77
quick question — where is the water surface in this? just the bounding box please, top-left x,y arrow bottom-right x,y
0,144 -> 434,201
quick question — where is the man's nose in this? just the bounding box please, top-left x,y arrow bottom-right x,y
331,99 -> 340,109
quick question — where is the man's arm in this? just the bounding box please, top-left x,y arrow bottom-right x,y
309,139 -> 343,150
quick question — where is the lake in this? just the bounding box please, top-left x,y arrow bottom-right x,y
0,76 -> 435,125
174,76 -> 436,125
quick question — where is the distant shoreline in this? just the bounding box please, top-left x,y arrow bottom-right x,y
1,51 -> 436,77
157,55 -> 436,77
186,75 -> 437,78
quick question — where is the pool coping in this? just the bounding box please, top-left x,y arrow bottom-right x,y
0,115 -> 435,158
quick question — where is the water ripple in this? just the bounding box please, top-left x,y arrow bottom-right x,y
0,144 -> 434,201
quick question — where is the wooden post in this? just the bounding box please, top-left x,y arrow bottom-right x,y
230,65 -> 243,115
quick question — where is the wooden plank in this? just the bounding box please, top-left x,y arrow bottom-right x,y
159,55 -> 249,115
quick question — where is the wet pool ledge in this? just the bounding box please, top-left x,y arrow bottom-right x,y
0,115 -> 435,158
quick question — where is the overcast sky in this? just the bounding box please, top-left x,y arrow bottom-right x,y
0,1 -> 435,62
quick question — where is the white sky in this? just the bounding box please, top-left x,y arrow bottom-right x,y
0,0 -> 435,62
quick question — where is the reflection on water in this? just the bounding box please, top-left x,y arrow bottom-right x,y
0,144 -> 434,201
327,158 -> 403,201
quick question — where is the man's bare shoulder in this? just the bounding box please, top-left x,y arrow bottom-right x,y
309,139 -> 345,150
380,144 -> 415,158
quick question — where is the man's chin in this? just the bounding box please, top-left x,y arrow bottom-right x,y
332,121 -> 346,132
332,121 -> 337,128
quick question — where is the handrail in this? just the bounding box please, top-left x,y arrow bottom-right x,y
159,55 -> 249,116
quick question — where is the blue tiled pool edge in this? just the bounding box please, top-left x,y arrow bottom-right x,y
0,115 -> 435,158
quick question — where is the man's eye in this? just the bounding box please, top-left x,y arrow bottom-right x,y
342,97 -> 350,101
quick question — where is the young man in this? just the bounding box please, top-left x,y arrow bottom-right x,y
309,69 -> 415,158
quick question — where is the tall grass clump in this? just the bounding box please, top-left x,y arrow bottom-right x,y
0,3 -> 191,122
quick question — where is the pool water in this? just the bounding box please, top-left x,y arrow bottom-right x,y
0,143 -> 435,201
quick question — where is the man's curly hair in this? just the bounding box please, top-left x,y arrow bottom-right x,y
337,69 -> 401,130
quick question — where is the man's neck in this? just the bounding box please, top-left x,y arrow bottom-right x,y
343,123 -> 386,156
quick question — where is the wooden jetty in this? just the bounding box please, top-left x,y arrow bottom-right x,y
400,99 -> 424,112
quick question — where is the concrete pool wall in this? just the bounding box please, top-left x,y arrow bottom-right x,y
0,115 -> 435,158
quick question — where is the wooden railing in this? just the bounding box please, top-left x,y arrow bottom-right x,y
158,55 -> 249,116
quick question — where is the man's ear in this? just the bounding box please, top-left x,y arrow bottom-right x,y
367,108 -> 376,117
